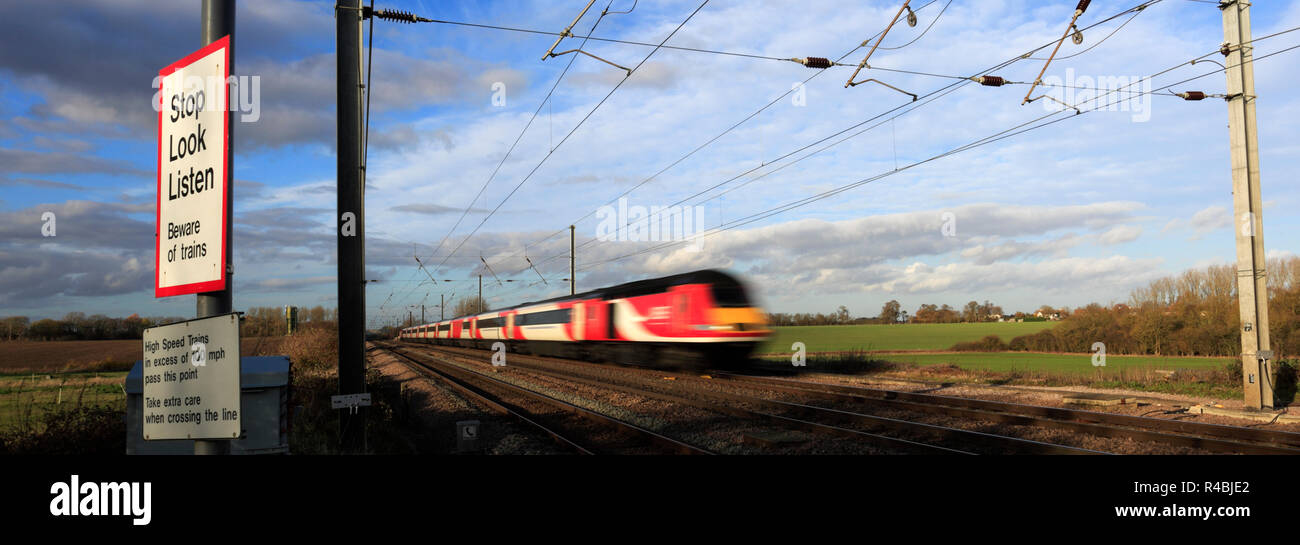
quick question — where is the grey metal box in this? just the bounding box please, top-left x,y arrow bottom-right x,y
125,356 -> 291,454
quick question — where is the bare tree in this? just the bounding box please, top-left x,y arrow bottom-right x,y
452,297 -> 490,317
879,300 -> 901,324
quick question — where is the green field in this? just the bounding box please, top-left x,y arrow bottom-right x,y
756,323 -> 1236,379
0,373 -> 127,429
759,322 -> 1057,353
869,352 -> 1233,375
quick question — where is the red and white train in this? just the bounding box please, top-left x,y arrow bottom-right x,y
398,269 -> 770,367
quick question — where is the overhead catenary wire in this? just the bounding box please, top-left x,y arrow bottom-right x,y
515,0 -> 942,258
379,0 -> 1268,316
549,18 -> 1296,289
429,0 -> 712,276
386,3 -> 620,309
409,2 -> 952,70
399,0 -> 1171,313
1022,0 -> 1094,104
513,0 -> 1147,260
524,0 -> 1177,275
571,40 -> 1300,273
386,0 -> 708,312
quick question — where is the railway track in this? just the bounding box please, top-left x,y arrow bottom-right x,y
708,372 -> 1300,455
388,342 -> 1107,454
395,341 -> 1300,455
378,343 -> 711,455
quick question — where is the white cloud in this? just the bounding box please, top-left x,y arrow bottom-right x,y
1098,225 -> 1142,245
1189,205 -> 1230,239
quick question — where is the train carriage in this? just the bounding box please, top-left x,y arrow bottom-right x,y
398,269 -> 769,368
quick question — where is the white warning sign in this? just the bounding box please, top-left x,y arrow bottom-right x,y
142,313 -> 241,440
155,36 -> 230,298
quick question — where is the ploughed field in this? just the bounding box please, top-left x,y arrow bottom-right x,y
0,337 -> 293,373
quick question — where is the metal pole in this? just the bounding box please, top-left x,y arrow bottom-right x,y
570,225 -> 576,295
196,0 -> 235,457
1223,1 -> 1273,410
441,294 -> 444,321
336,0 -> 367,449
479,275 -> 483,313
421,304 -> 424,323
543,0 -> 597,60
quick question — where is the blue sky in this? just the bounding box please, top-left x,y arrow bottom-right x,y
1,0 -> 1298,326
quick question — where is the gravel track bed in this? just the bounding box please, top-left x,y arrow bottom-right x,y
368,346 -> 568,454
773,372 -> 1300,434
405,344 -> 896,454
411,345 -> 969,453
733,371 -> 1299,451
408,343 -> 1236,454
389,346 -> 695,454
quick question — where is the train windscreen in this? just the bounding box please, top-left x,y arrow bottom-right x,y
710,282 -> 751,307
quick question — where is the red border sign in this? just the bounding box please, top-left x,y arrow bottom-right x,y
155,36 -> 230,298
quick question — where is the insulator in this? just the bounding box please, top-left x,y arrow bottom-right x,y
1076,0 -> 1091,15
1178,91 -> 1207,101
974,75 -> 1006,87
800,57 -> 833,69
375,8 -> 421,24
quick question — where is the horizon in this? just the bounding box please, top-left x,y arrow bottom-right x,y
2,0 -> 1298,327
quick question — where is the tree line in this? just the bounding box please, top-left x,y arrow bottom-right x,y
2,305 -> 339,341
1004,257 -> 1300,358
1,313 -> 184,341
766,306 -> 855,327
769,300 -> 1031,327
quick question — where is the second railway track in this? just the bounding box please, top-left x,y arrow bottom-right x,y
386,341 -> 1300,455
384,342 -> 1124,454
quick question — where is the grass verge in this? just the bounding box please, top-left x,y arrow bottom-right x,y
756,350 -> 1272,401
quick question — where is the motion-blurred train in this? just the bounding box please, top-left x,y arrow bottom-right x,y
398,269 -> 770,367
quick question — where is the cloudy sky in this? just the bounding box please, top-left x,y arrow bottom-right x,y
2,0 -> 1299,326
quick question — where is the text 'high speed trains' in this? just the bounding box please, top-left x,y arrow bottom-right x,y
399,269 -> 770,368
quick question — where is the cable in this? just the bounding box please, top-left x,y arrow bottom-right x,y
588,42 -> 1300,270
424,4 -> 614,273
1023,3 -> 1146,61
431,0 -> 712,275
385,2 -> 620,309
538,0 -> 1176,273
875,0 -> 953,51
573,40 -> 1300,272
515,0 -> 942,256
383,1 -> 1280,314
417,18 -> 798,63
514,0 -> 1145,259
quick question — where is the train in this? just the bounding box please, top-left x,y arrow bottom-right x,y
398,269 -> 770,368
